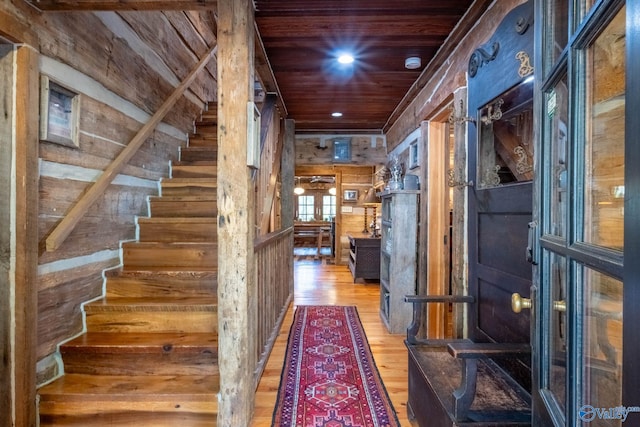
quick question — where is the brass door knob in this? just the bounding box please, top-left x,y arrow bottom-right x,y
553,300 -> 567,313
512,293 -> 532,313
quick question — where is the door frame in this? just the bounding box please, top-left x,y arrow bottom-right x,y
623,0 -> 640,419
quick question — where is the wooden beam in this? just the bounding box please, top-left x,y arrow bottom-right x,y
280,119 -> 295,229
15,44 -> 40,427
25,0 -> 217,11
217,0 -> 255,424
45,45 -> 216,252
254,25 -> 287,118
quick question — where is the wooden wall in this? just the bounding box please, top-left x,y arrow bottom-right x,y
0,3 -> 217,385
295,135 -> 386,165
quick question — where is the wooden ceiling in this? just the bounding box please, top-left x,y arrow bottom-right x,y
255,0 -> 486,133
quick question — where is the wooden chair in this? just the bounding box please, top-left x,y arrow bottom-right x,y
404,295 -> 531,426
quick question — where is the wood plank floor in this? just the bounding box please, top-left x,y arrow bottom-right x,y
250,252 -> 413,426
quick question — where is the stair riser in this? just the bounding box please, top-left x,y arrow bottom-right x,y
138,223 -> 217,242
160,185 -> 216,197
180,149 -> 217,162
105,276 -> 217,298
190,128 -> 217,140
187,141 -> 216,149
61,352 -> 218,376
171,165 -> 217,179
122,245 -> 217,270
148,199 -> 217,217
39,402 -> 216,427
85,312 -> 217,334
200,111 -> 217,121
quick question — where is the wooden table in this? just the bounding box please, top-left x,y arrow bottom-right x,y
294,222 -> 331,257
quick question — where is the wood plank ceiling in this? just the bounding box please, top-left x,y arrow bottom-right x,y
255,0 -> 484,133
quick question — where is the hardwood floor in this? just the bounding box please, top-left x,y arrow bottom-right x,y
250,251 -> 413,426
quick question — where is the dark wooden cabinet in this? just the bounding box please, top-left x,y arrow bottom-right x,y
347,235 -> 380,282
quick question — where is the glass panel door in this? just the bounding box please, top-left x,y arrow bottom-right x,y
535,1 -> 628,426
580,7 -> 625,250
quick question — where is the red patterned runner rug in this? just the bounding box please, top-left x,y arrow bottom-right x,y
273,305 -> 399,427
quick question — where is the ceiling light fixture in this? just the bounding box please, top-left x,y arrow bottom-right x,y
337,53 -> 354,64
331,112 -> 343,117
294,177 -> 305,195
405,56 -> 421,70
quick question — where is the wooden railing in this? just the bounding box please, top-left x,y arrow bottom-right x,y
253,227 -> 294,387
45,45 -> 216,251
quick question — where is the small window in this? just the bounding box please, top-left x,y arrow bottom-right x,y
297,195 -> 315,221
322,195 -> 336,221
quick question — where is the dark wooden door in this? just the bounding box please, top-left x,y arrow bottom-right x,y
466,0 -> 535,390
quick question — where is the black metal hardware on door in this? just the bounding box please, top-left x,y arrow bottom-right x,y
526,221 -> 538,265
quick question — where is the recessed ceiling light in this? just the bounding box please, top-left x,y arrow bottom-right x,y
331,112 -> 343,117
405,56 -> 421,70
337,54 -> 354,64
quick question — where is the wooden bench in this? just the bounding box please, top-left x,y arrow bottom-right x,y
404,296 -> 532,426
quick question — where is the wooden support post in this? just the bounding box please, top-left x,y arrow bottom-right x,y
217,0 -> 255,425
451,87 -> 469,339
0,42 -> 40,427
281,119 -> 295,229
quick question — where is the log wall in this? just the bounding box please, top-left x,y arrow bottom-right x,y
0,3 -> 218,385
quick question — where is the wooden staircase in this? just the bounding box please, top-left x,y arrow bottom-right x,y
39,106 -> 219,426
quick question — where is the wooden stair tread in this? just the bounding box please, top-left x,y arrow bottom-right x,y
119,266 -> 217,273
172,160 -> 217,166
181,145 -> 216,151
38,374 -> 219,401
62,332 -> 217,351
85,296 -> 216,310
137,217 -> 216,224
161,177 -> 216,184
122,241 -> 217,248
149,195 -> 216,202
105,269 -> 217,279
194,120 -> 216,127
